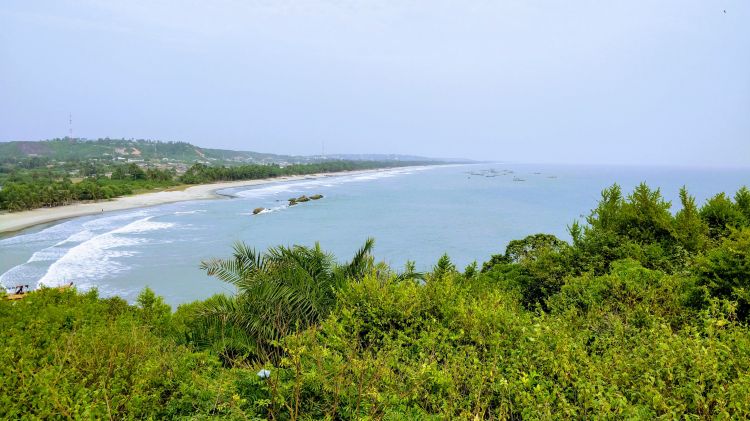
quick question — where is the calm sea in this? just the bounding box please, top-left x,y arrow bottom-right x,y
1,163 -> 748,307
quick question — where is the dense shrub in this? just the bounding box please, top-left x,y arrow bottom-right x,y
0,288 -> 245,419
259,268 -> 750,419
696,228 -> 750,320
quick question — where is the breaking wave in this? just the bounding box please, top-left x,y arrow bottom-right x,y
36,216 -> 175,289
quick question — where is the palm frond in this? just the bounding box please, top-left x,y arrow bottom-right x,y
198,239 -> 377,364
200,241 -> 267,288
395,270 -> 426,283
343,237 -> 375,280
231,241 -> 266,273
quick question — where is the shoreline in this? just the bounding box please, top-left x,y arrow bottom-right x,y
0,168 -> 389,235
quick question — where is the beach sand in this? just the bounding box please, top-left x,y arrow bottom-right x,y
0,170 -> 377,234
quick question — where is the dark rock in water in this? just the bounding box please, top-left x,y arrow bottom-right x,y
288,194 -> 322,206
252,207 -> 265,215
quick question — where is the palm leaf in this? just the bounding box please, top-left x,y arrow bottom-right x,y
199,239 -> 379,363
342,237 -> 375,280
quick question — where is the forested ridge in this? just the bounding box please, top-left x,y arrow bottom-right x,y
0,138 -> 296,162
2,183 -> 750,419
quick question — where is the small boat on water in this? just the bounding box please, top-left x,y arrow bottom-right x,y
513,177 -> 526,182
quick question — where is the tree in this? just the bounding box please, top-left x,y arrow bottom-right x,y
481,234 -> 572,310
482,233 -> 567,272
700,193 -> 746,240
196,239 -> 376,363
127,163 -> 146,180
696,227 -> 750,320
674,186 -> 709,253
735,187 -> 750,223
504,233 -> 567,264
620,183 -> 674,244
431,253 -> 456,281
573,183 -> 682,273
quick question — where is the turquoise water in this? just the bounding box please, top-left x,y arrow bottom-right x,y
1,163 -> 748,307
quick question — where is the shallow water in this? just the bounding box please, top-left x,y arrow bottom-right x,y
1,163 -> 748,307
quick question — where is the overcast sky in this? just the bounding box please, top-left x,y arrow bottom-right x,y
1,1 -> 748,165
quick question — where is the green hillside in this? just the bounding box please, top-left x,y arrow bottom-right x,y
0,138 -> 447,165
0,138 -> 299,164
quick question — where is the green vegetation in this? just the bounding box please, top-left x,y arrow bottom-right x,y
0,160 -> 421,211
0,164 -> 177,211
195,239 -> 379,363
3,183 -> 750,419
0,138 -> 443,167
0,138 -> 438,212
0,138 -> 292,163
178,161 -> 421,185
0,288 -> 244,419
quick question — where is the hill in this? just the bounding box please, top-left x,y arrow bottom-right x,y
0,138 -> 453,165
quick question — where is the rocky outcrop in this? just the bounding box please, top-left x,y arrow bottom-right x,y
288,194 -> 323,206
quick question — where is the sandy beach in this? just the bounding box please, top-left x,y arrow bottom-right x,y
0,170 -> 379,234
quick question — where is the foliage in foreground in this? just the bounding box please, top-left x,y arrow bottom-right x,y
193,238 -> 379,363
2,183 -> 750,419
0,288 -> 247,419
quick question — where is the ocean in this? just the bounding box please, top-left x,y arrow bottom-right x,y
1,163 -> 748,307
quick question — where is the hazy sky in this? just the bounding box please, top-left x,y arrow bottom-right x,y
1,1 -> 748,165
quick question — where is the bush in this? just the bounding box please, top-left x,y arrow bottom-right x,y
0,288 -> 244,419
5,183 -> 750,418
260,270 -> 750,419
696,228 -> 750,320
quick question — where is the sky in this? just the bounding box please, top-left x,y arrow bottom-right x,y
1,1 -> 748,165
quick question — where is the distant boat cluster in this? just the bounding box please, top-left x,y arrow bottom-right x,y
464,168 -> 557,182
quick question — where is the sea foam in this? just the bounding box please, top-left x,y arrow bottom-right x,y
37,216 -> 175,289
